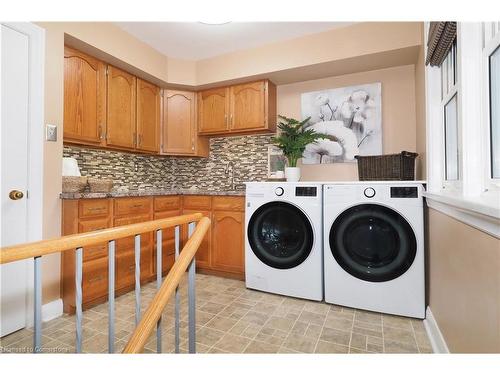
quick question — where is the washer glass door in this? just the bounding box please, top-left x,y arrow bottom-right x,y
329,204 -> 417,282
248,201 -> 314,269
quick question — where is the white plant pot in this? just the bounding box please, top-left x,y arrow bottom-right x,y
285,167 -> 301,182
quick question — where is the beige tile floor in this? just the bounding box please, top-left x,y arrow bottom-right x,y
0,273 -> 432,354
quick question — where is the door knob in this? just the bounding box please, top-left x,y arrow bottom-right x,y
9,190 -> 24,200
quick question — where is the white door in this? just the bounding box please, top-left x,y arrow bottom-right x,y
0,23 -> 44,337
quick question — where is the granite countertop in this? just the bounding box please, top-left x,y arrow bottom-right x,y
60,188 -> 246,199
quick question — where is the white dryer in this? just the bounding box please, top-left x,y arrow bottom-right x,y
245,182 -> 323,301
323,182 -> 425,318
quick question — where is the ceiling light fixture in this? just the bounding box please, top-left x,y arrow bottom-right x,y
198,20 -> 232,25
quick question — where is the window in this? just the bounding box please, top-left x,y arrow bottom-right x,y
444,94 -> 459,180
440,40 -> 460,182
424,22 -> 500,238
489,45 -> 500,179
483,22 -> 500,186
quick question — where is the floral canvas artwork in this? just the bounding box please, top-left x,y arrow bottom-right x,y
300,82 -> 382,164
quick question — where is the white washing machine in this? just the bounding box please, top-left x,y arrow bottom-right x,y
323,182 -> 425,318
245,182 -> 323,301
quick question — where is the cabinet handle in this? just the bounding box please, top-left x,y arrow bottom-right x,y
88,227 -> 106,231
98,125 -> 104,140
88,207 -> 105,212
224,114 -> 228,126
88,275 -> 104,283
131,204 -> 144,208
133,133 -> 137,146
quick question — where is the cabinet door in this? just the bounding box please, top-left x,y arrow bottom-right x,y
79,217 -> 112,261
198,87 -> 229,134
82,257 -> 108,303
153,209 -> 181,273
106,66 -> 136,149
114,213 -> 152,250
137,78 -> 160,152
182,209 -> 211,269
113,213 -> 153,281
163,90 -> 196,155
115,247 -> 152,290
63,46 -> 106,144
229,81 -> 266,132
211,210 -> 244,274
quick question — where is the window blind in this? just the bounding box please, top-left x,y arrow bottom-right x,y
426,22 -> 457,67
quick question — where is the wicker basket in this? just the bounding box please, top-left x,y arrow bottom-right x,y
88,178 -> 113,193
355,151 -> 418,181
62,176 -> 88,193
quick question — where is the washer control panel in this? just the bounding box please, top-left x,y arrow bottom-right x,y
295,186 -> 317,197
363,187 -> 376,198
274,187 -> 284,196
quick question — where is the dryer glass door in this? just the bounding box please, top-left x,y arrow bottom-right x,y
248,201 -> 314,269
329,204 -> 417,282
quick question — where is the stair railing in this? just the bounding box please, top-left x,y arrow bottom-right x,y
0,213 -> 210,354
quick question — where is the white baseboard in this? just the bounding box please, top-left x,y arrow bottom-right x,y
41,299 -> 63,322
424,306 -> 450,353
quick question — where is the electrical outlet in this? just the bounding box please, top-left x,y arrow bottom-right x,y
46,124 -> 57,142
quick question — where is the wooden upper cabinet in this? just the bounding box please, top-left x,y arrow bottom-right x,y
63,46 -> 106,145
198,80 -> 276,136
162,90 -> 209,156
211,210 -> 244,274
136,79 -> 160,152
163,90 -> 195,154
106,66 -> 136,150
198,87 -> 229,135
63,46 -> 275,153
230,81 -> 266,132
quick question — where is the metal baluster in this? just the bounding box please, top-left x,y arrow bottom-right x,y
174,225 -> 180,354
134,234 -> 141,326
187,222 -> 196,354
108,240 -> 115,353
75,247 -> 83,353
33,256 -> 42,353
156,229 -> 162,353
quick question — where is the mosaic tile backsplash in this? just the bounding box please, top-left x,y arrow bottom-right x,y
63,135 -> 273,191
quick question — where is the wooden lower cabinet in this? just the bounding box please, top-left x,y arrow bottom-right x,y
79,217 -> 111,261
61,194 -> 245,312
115,247 -> 152,290
153,209 -> 180,274
182,196 -> 245,280
211,210 -> 245,275
61,197 -> 155,312
82,256 -> 108,304
182,209 -> 211,269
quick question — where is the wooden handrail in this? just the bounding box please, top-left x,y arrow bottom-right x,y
122,216 -> 211,354
0,213 -> 203,264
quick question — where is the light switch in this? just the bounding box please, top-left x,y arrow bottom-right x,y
46,124 -> 57,142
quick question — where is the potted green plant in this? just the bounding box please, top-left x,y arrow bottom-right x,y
272,115 -> 325,182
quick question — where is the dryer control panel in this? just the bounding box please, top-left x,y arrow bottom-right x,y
390,186 -> 418,198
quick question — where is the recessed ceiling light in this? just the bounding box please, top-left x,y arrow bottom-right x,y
198,20 -> 232,25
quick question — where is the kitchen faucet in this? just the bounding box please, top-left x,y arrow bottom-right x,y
224,161 -> 235,190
